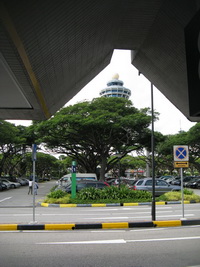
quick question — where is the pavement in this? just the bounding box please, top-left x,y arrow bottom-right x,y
0,181 -> 200,231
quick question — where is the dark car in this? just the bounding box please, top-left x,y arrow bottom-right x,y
171,176 -> 195,186
0,181 -> 8,191
63,180 -> 109,193
185,178 -> 200,189
133,178 -> 181,196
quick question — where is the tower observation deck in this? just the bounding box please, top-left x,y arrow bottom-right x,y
99,74 -> 131,99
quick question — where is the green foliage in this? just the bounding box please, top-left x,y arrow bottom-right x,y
183,188 -> 193,195
50,185 -> 58,192
25,152 -> 59,178
157,190 -> 200,202
57,185 -> 152,203
36,98 -> 152,179
44,195 -> 71,204
47,189 -> 67,199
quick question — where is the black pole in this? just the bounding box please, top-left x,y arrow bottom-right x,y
151,83 -> 156,221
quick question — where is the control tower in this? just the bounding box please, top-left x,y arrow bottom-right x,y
99,74 -> 131,99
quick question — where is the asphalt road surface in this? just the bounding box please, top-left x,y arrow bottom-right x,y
0,181 -> 200,224
0,225 -> 200,267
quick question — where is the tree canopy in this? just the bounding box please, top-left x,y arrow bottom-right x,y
36,97 -> 153,180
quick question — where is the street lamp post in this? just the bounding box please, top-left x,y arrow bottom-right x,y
138,72 -> 156,221
151,83 -> 156,221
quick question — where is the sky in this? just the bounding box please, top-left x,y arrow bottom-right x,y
9,49 -> 196,135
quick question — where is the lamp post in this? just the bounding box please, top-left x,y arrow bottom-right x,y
138,72 -> 156,221
151,83 -> 156,221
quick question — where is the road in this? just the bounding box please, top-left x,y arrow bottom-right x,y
0,181 -> 200,224
1,181 -> 200,267
0,226 -> 200,266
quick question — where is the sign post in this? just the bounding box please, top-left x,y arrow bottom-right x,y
71,161 -> 77,199
31,144 -> 37,224
173,145 -> 189,220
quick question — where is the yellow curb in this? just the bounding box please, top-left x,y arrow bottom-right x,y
154,220 -> 181,227
102,222 -> 129,229
156,202 -> 166,205
123,203 -> 139,206
0,224 -> 18,231
45,224 -> 75,230
91,204 -> 107,207
40,203 -> 49,207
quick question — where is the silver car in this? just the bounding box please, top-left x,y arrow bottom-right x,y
133,178 -> 181,196
0,178 -> 21,189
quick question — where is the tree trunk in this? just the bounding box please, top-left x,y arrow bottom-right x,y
99,156 -> 107,181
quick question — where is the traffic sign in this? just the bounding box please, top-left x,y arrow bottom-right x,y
173,145 -> 189,161
32,144 -> 37,161
72,166 -> 76,173
174,161 -> 189,168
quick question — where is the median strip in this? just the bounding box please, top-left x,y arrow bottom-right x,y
0,219 -> 199,231
38,200 -> 199,208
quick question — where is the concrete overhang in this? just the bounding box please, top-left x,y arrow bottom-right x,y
0,0 -> 200,121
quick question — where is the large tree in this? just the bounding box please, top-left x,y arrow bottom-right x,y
36,98 -> 152,180
0,120 -> 27,177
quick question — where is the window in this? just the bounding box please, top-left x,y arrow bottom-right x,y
136,180 -> 143,185
156,180 -> 168,186
145,180 -> 152,186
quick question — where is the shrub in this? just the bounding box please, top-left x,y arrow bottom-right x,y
44,195 -> 70,204
47,189 -> 67,199
157,191 -> 200,202
50,185 -> 58,192
183,188 -> 193,195
76,185 -> 152,202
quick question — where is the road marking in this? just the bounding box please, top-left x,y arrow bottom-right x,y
0,197 -> 12,203
37,239 -> 127,245
127,236 -> 200,243
86,214 -> 194,220
37,236 -> 200,245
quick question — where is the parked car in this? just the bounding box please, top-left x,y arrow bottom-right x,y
16,178 -> 28,186
133,178 -> 181,196
56,173 -> 97,186
0,178 -> 21,188
171,176 -> 195,186
0,181 -> 8,191
60,180 -> 109,193
20,178 -> 29,185
159,175 -> 174,180
185,177 -> 200,189
123,179 -> 137,189
0,179 -> 11,189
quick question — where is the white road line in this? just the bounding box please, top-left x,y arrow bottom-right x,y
37,239 -> 127,245
127,236 -> 200,243
86,214 -> 194,220
0,197 -> 12,203
37,236 -> 200,245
